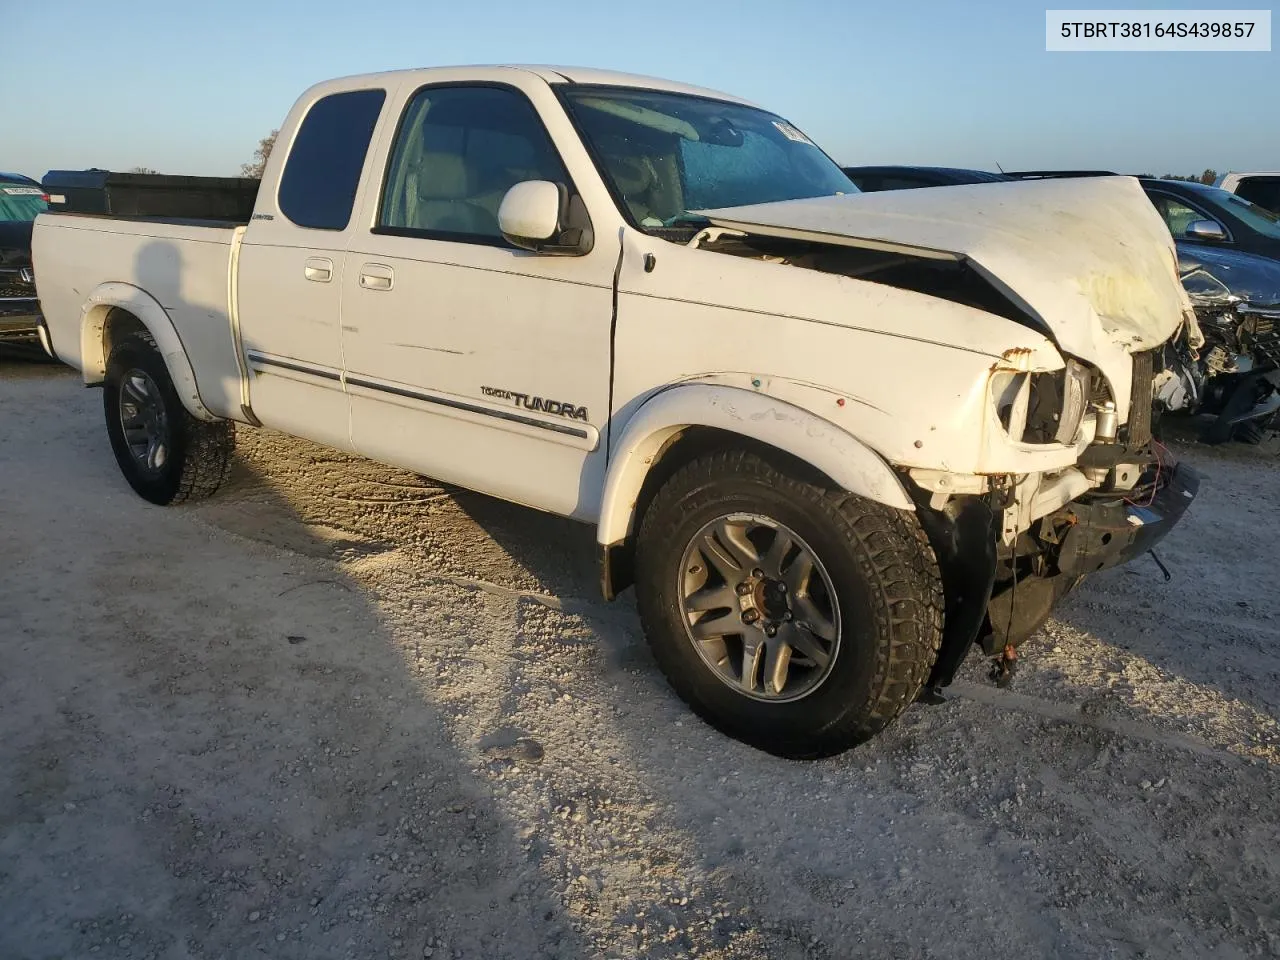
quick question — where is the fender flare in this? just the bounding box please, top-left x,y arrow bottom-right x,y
596,384 -> 913,546
79,282 -> 216,420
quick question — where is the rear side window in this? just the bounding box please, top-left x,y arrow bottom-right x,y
278,89 -> 386,230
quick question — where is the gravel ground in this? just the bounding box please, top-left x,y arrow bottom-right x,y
2,358 -> 1278,960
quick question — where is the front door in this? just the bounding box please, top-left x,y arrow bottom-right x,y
339,83 -> 616,519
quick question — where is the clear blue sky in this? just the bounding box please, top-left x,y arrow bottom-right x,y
5,0 -> 1276,179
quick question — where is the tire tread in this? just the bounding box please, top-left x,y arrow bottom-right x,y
635,447 -> 943,758
106,331 -> 234,505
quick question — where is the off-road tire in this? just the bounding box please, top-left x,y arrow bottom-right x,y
103,331 -> 234,505
634,448 -> 943,758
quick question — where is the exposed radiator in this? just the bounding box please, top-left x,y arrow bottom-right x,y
1127,349 -> 1156,447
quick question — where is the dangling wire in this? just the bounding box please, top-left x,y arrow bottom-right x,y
1125,439 -> 1166,508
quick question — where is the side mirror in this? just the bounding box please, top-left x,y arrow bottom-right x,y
498,180 -> 593,256
1184,218 -> 1227,242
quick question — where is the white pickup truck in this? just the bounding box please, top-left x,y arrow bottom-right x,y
33,65 -> 1201,757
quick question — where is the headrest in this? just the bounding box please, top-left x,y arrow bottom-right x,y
418,153 -> 471,201
609,155 -> 652,196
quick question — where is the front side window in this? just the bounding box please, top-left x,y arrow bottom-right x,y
278,88 -> 386,230
561,87 -> 854,233
379,86 -> 568,243
0,182 -> 48,222
1150,193 -> 1223,240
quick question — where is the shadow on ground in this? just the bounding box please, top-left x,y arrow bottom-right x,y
5,362 -> 1280,959
0,359 -> 588,960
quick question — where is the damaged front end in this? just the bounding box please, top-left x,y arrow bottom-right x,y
1156,246 -> 1280,443
913,346 -> 1201,697
689,177 -> 1204,693
978,451 -> 1200,686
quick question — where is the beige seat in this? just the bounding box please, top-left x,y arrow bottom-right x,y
608,154 -> 658,223
408,153 -> 497,235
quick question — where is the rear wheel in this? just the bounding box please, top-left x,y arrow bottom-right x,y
103,332 -> 234,505
634,448 -> 943,758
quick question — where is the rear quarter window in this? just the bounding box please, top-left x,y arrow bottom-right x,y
278,89 -> 386,230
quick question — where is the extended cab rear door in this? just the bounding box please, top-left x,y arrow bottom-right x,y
338,72 -> 620,520
235,85 -> 390,450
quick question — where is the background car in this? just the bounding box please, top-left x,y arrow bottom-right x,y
1217,171 -> 1280,213
0,171 -> 49,353
1138,178 -> 1280,263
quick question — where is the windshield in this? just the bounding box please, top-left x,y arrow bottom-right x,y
1199,185 -> 1280,240
0,182 -> 48,222
561,88 -> 855,233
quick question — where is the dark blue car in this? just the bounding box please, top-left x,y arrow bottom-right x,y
0,171 -> 49,350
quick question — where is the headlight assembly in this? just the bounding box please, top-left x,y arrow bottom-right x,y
1054,359 -> 1090,444
994,359 -> 1092,445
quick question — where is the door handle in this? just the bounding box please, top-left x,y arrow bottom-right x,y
303,257 -> 332,283
359,263 -> 394,291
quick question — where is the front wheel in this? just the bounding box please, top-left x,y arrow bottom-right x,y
634,448 -> 943,758
103,332 -> 234,505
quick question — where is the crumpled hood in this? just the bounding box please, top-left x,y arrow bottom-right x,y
700,176 -> 1193,360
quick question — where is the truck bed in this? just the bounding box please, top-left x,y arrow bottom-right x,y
41,212 -> 249,228
42,169 -> 260,221
33,212 -> 245,419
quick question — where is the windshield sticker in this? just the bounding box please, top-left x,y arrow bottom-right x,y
2,186 -> 45,196
772,121 -> 814,146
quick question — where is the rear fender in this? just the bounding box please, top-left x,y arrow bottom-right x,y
79,282 -> 215,420
597,383 -> 913,547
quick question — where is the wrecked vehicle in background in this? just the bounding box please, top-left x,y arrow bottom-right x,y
1158,245 -> 1280,443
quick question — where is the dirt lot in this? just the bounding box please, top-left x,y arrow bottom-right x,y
2,358 -> 1278,960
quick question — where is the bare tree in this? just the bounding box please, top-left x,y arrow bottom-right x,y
241,130 -> 279,179
129,166 -> 158,174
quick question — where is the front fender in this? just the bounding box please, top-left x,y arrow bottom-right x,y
597,383 -> 913,547
79,282 -> 215,421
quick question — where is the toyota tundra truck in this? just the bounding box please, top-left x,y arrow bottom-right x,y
32,65 -> 1201,757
